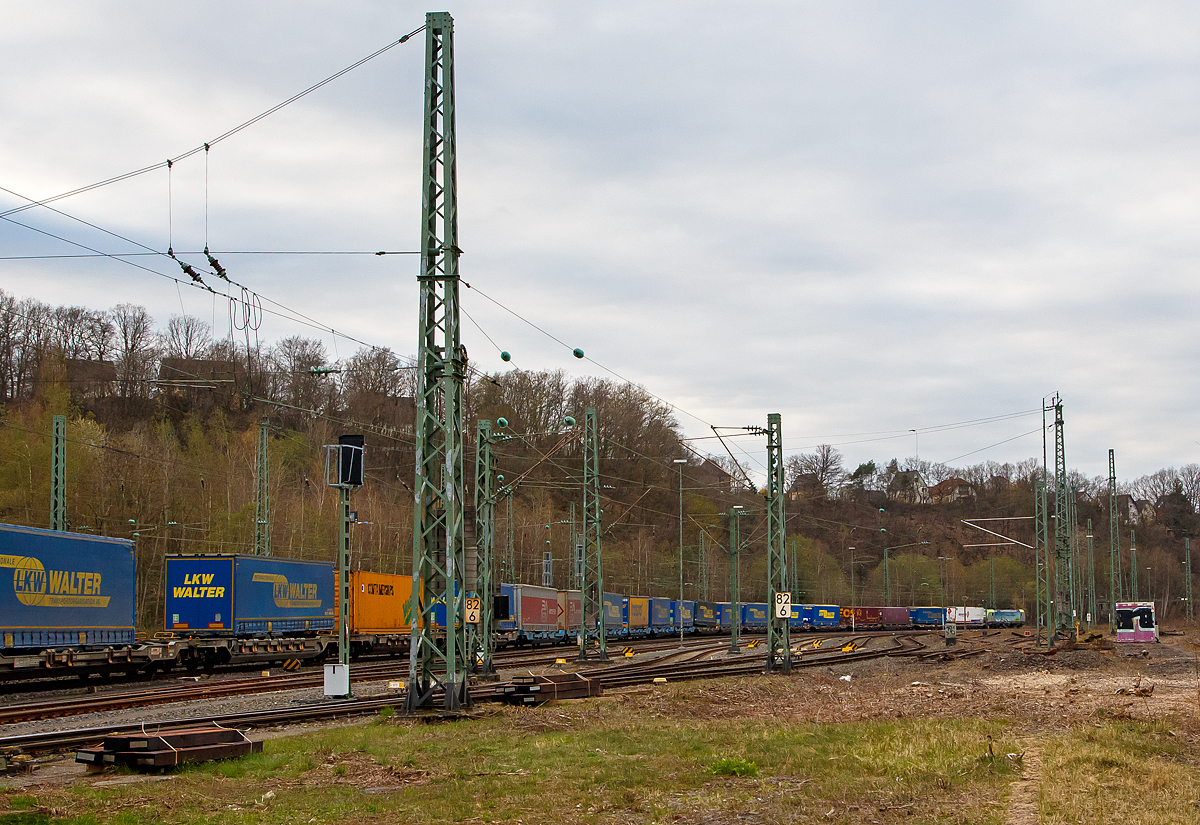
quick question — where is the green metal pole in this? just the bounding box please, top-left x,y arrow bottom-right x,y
338,485 -> 351,675
1187,538 -> 1193,623
1109,450 -> 1119,633
578,407 -> 607,661
727,508 -> 742,655
989,555 -> 995,611
255,417 -> 270,556
1131,530 -> 1138,601
471,420 -> 497,677
1051,395 -> 1072,641
765,413 -> 791,673
1035,474 -> 1050,646
884,549 -> 892,608
676,458 -> 686,646
1087,519 -> 1096,630
699,531 -> 708,602
408,11 -> 469,711
50,415 -> 66,531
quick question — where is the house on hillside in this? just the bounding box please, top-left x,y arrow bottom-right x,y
1113,494 -> 1139,524
1133,499 -> 1156,524
929,477 -> 974,503
62,358 -> 117,399
838,486 -> 887,505
887,470 -> 931,505
156,357 -> 238,409
691,458 -> 738,494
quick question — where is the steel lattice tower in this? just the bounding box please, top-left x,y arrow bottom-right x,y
407,11 -> 469,711
1051,395 -> 1072,639
577,407 -> 608,661
764,413 -> 791,673
1108,450 -> 1119,632
1087,519 -> 1097,629
50,415 -> 66,531
1034,474 -> 1049,644
727,508 -> 743,655
469,420 -> 498,676
255,418 -> 270,556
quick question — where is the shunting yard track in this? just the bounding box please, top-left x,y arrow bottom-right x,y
0,635 -> 768,725
1,633 -> 958,756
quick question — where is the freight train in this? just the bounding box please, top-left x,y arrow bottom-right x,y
0,522 -> 1024,680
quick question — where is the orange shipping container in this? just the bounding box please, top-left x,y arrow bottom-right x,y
627,597 -> 650,630
557,590 -> 582,631
347,570 -> 413,636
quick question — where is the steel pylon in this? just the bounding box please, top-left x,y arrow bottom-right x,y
407,11 -> 469,711
577,407 -> 608,661
764,413 -> 791,673
469,420 -> 499,677
255,417 -> 270,556
1108,450 -> 1119,632
50,415 -> 66,531
1051,395 -> 1073,640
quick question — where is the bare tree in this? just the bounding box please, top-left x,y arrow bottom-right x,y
1131,468 -> 1178,503
110,304 -> 158,399
162,315 -> 212,360
786,444 -> 845,499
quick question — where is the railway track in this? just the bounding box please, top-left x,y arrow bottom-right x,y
0,635 -> 739,725
1,633 -> 963,757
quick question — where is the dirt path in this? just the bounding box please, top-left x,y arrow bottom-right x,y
1004,746 -> 1042,825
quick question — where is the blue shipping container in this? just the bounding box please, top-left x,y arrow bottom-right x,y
165,555 -> 336,635
497,582 -> 515,630
1,523 -> 136,649
694,600 -> 720,628
715,602 -> 733,628
672,600 -> 695,629
909,606 -> 944,627
602,592 -> 624,629
649,598 -> 673,628
742,602 -> 768,630
799,604 -> 840,629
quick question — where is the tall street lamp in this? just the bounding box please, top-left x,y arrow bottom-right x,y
674,458 -> 688,646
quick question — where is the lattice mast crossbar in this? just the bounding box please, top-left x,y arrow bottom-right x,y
407,11 -> 470,711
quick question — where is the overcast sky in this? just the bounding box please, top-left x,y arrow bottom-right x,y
3,2 -> 1199,482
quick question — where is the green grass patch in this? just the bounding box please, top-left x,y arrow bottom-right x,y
3,697 -> 1024,824
1039,720 -> 1200,824
710,757 -> 758,777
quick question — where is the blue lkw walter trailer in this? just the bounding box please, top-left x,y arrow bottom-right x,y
1,523 -> 136,649
742,602 -> 768,631
165,554 -> 336,635
648,598 -> 673,632
602,592 -> 625,635
671,600 -> 695,631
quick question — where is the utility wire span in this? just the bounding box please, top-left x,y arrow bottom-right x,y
0,251 -> 419,260
0,26 -> 426,219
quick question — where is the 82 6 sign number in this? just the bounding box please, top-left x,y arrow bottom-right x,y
774,592 -> 792,618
